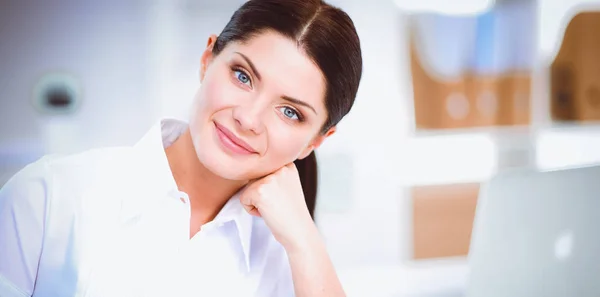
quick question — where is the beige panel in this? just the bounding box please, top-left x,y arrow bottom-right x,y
551,12 -> 600,122
412,183 -> 479,259
409,25 -> 532,129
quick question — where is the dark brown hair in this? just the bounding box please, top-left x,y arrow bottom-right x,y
213,0 -> 362,219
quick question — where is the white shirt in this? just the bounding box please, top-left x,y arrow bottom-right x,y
0,119 -> 294,297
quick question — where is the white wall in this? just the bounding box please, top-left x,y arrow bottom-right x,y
0,1 -> 161,178
313,0 -> 414,267
0,1 -> 241,183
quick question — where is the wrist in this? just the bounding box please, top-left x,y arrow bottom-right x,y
284,222 -> 324,256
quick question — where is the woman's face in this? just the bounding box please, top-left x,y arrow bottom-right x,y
189,31 -> 334,181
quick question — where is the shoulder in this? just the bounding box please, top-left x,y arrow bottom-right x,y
43,146 -> 143,192
0,154 -> 57,208
1,146 -> 139,212
45,146 -> 136,178
0,147 -> 142,297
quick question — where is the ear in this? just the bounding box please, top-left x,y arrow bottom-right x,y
200,34 -> 218,81
297,126 -> 337,160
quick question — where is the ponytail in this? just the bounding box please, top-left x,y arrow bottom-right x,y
294,151 -> 318,220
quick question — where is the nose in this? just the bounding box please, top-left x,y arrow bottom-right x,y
232,100 -> 266,135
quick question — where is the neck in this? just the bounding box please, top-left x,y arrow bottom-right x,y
165,128 -> 247,224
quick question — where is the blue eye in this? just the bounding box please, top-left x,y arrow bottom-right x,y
234,69 -> 251,86
279,106 -> 300,121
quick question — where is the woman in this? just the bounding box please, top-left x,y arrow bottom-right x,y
0,0 -> 362,296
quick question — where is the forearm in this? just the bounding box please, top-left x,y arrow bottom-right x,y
285,225 -> 346,297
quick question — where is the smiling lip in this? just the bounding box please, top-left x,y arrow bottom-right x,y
214,122 -> 257,155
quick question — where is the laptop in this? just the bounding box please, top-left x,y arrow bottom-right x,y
466,164 -> 600,297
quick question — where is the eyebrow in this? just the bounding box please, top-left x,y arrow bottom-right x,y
282,96 -> 317,115
234,52 -> 261,81
234,51 -> 317,115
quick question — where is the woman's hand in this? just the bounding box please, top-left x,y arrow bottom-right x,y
240,163 -> 346,297
239,163 -> 316,251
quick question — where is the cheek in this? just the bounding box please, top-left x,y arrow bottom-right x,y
197,69 -> 236,115
266,127 -> 312,162
190,68 -> 237,141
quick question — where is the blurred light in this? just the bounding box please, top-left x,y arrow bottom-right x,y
395,0 -> 495,16
402,133 -> 497,185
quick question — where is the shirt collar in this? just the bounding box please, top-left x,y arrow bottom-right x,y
213,191 -> 254,271
134,118 -> 254,271
133,118 -> 185,195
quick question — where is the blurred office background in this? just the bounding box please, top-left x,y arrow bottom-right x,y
2,0 -> 600,296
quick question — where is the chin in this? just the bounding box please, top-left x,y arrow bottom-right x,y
196,143 -> 267,182
195,149 -> 244,181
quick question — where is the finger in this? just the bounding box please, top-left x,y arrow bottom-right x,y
239,188 -> 259,210
239,192 -> 253,208
249,207 -> 262,217
247,169 -> 275,184
241,203 -> 262,217
240,198 -> 254,212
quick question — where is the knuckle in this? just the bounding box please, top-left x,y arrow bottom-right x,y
257,184 -> 268,196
